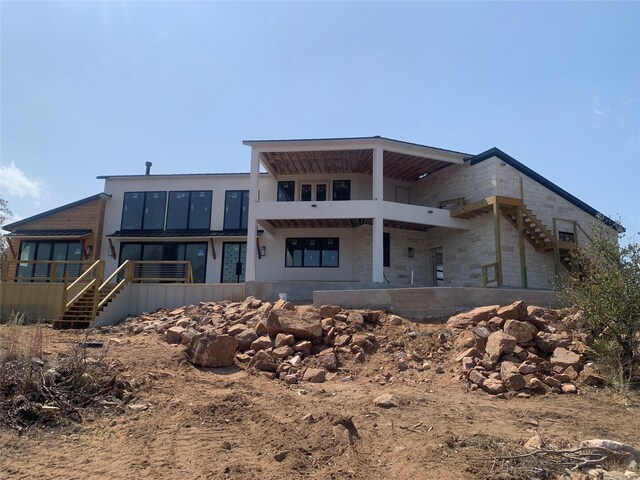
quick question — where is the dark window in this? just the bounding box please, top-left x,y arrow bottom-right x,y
224,190 -> 249,230
121,192 -> 145,230
189,191 -> 212,229
285,238 -> 339,267
301,183 -> 327,202
166,192 -> 190,229
122,192 -> 167,230
277,181 -> 295,202
316,184 -> 327,201
166,191 -> 212,230
300,184 -> 312,201
383,232 -> 390,268
558,231 -> 575,243
332,180 -> 351,201
16,241 -> 82,280
119,242 -> 208,283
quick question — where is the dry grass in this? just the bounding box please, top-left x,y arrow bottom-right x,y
0,311 -> 47,362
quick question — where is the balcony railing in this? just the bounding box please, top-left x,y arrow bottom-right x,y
3,260 -> 94,283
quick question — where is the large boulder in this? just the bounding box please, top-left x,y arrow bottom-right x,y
248,350 -> 277,372
485,331 -> 517,363
447,305 -> 500,330
235,329 -> 259,351
503,319 -> 538,343
535,332 -> 572,353
497,301 -> 528,321
550,347 -> 582,371
186,333 -> 238,368
500,362 -> 526,391
266,308 -> 323,340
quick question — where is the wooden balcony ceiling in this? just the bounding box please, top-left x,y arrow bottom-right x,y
261,150 -> 450,181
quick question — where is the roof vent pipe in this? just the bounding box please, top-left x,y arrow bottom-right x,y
145,161 -> 152,175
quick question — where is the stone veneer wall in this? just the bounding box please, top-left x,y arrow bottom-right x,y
494,160 -> 609,289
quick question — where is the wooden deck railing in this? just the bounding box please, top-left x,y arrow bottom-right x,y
4,260 -> 93,283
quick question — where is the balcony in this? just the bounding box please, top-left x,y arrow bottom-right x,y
253,199 -> 469,230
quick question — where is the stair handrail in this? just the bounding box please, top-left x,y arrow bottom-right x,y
519,203 -> 557,245
65,259 -> 102,292
97,260 -> 132,309
64,260 -> 103,309
66,278 -> 98,309
99,260 -> 132,291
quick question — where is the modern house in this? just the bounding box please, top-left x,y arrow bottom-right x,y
1,136 -> 620,326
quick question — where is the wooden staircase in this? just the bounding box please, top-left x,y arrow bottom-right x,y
54,283 -> 123,329
54,260 -> 132,329
450,195 -> 587,285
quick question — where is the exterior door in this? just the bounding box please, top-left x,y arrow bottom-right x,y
221,242 -> 246,283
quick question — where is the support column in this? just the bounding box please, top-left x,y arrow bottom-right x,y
493,201 -> 503,287
372,146 -> 384,283
245,149 -> 260,282
372,216 -> 384,283
373,147 -> 384,201
517,205 -> 528,288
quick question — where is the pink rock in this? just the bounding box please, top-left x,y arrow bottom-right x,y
486,331 -> 517,363
447,305 -> 500,330
503,319 -> 537,343
497,301 -> 528,321
550,347 -> 582,370
186,333 -> 238,368
165,326 -> 185,344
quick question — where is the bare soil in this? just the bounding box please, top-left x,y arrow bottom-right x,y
1,320 -> 638,480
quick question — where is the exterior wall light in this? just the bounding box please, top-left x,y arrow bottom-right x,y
408,247 -> 414,258
85,245 -> 93,257
260,246 -> 267,257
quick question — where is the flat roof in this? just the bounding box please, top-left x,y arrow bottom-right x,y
243,135 -> 472,158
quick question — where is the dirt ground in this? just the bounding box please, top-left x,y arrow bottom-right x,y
1,319 -> 639,480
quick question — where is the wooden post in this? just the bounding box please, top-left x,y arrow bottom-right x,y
493,201 -> 503,287
517,204 -> 528,289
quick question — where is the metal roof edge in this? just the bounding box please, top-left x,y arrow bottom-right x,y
2,193 -> 111,231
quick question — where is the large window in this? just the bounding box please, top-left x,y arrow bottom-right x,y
166,191 -> 212,230
121,192 -> 167,230
119,242 -> 208,283
277,181 -> 295,202
332,180 -> 351,201
223,190 -> 249,230
17,241 -> 83,279
285,238 -> 339,267
300,183 -> 327,202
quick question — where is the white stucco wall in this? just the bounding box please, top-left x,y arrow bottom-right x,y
254,227 -> 356,282
101,174 -> 253,283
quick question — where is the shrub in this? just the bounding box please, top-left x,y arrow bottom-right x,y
558,223 -> 640,392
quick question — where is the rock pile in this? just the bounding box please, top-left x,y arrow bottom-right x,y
447,301 -> 604,396
119,297 -> 382,384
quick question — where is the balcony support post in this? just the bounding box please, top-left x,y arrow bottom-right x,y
245,148 -> 261,282
372,146 -> 385,283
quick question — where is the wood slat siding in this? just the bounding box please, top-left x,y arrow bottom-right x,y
0,283 -> 65,322
6,197 -> 107,269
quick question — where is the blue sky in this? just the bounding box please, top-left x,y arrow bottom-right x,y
1,1 -> 639,237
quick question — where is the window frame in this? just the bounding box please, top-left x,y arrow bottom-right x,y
121,191 -> 167,231
332,180 -> 351,201
300,182 -> 328,202
285,237 -> 339,268
223,190 -> 249,230
277,181 -> 296,202
166,190 -> 212,231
